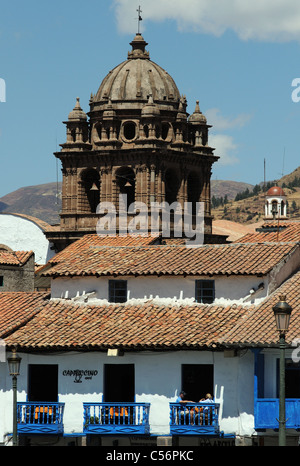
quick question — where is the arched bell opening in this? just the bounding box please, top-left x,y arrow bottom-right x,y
187,172 -> 202,216
271,200 -> 278,218
161,123 -> 170,140
115,166 -> 136,212
188,129 -> 196,146
93,123 -> 102,142
155,125 -> 161,139
143,125 -> 149,138
164,168 -> 180,205
71,129 -> 76,142
81,168 -> 100,213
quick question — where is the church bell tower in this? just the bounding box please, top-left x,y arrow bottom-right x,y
46,34 -> 223,251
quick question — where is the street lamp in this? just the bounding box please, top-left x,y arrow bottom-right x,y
7,348 -> 21,446
273,295 -> 292,447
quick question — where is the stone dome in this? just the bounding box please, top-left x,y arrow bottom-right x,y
94,34 -> 181,108
267,186 -> 286,197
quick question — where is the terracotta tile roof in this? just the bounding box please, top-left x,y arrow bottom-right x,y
261,220 -> 300,228
4,299 -> 248,350
49,234 -> 159,264
0,250 -> 34,266
236,222 -> 300,243
0,292 -> 49,338
44,237 -> 299,277
3,270 -> 300,350
217,270 -> 300,347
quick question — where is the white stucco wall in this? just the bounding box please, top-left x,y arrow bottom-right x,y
0,214 -> 55,264
0,349 -> 256,442
50,244 -> 300,306
51,274 -> 268,305
265,196 -> 287,218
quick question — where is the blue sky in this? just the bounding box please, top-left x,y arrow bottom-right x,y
1,0 -> 300,198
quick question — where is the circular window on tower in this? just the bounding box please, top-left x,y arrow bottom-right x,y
122,121 -> 137,141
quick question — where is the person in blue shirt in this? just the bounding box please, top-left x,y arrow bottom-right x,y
176,391 -> 186,403
176,391 -> 194,403
176,391 -> 195,425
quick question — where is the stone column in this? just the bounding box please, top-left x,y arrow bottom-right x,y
149,164 -> 156,204
135,165 -> 148,205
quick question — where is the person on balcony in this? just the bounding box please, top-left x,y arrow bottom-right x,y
199,393 -> 214,403
176,391 -> 194,403
176,391 -> 195,425
197,393 -> 214,425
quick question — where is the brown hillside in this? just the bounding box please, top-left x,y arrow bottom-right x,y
0,180 -> 252,225
280,166 -> 300,185
211,180 -> 253,200
0,169 -> 299,227
212,168 -> 300,224
0,182 -> 61,225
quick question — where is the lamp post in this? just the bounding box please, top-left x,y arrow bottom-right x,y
7,348 -> 22,446
273,295 -> 292,447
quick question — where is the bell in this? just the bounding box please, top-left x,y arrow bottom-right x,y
90,183 -> 99,191
125,181 -> 132,187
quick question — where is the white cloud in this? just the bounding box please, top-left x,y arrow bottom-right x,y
205,108 -> 252,131
209,134 -> 239,166
113,0 -> 300,42
204,108 -> 251,165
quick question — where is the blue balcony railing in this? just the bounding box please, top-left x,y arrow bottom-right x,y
83,402 -> 150,435
170,402 -> 220,436
255,398 -> 300,430
17,402 -> 65,435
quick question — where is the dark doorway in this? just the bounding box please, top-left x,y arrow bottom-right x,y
104,364 -> 135,402
277,359 -> 300,398
28,364 -> 58,402
182,364 -> 214,401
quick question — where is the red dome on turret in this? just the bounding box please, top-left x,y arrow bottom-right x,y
266,186 -> 285,196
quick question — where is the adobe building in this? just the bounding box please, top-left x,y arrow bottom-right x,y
0,245 -> 35,292
0,213 -> 56,265
46,34 -> 227,251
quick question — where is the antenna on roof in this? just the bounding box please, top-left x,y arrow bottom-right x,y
264,158 -> 266,193
277,147 -> 286,181
282,147 -> 285,178
136,5 -> 142,34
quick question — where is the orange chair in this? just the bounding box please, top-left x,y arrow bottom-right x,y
34,406 -> 53,422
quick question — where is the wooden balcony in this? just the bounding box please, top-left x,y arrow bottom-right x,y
255,398 -> 300,430
170,402 -> 221,436
83,402 -> 150,435
17,402 -> 65,435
